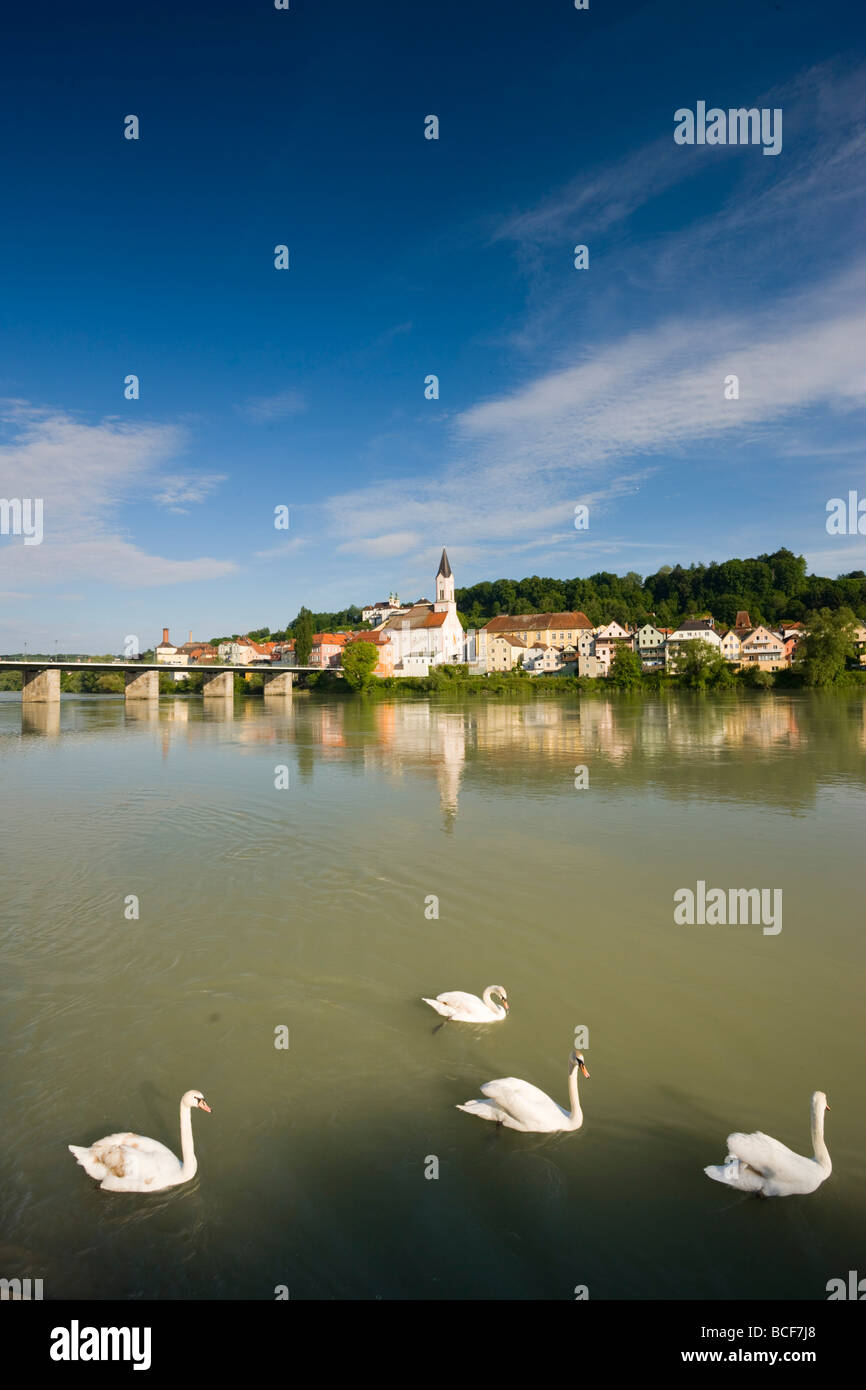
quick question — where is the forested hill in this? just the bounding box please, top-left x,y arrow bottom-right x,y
455,549 -> 866,630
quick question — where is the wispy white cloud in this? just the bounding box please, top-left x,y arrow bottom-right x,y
803,542 -> 866,575
238,389 -> 306,423
321,259 -> 866,580
254,537 -> 310,559
155,472 -> 226,512
0,404 -> 238,589
336,531 -> 423,559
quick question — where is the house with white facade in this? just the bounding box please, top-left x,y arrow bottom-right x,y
524,644 -> 566,674
362,594 -> 407,625
155,628 -> 188,666
217,635 -> 274,665
665,620 -> 722,670
595,620 -> 631,641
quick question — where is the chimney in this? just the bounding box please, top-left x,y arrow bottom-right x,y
189,630 -> 193,643
162,627 -> 170,645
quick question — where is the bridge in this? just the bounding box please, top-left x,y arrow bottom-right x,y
0,659 -> 325,704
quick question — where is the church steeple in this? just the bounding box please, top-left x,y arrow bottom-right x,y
434,547 -> 455,610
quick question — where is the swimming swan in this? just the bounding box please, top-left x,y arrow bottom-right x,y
422,985 -> 509,1022
69,1089 -> 211,1193
457,1049 -> 590,1132
704,1091 -> 831,1196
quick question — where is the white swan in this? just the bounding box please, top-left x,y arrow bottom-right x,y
422,985 -> 509,1023
704,1091 -> 831,1197
457,1049 -> 590,1132
69,1089 -> 211,1193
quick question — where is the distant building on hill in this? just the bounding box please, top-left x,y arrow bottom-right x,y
362,594 -> 406,625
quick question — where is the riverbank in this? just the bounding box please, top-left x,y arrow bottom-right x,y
303,665 -> 866,697
3,664 -> 864,699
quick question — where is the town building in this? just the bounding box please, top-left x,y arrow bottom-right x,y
665,619 -> 722,669
216,635 -> 274,665
478,610 -> 593,666
345,631 -> 394,676
374,550 -> 466,676
311,632 -> 351,669
361,594 -> 407,625
524,644 -> 567,675
739,625 -> 787,671
155,627 -> 188,666
719,628 -> 743,664
486,634 -> 526,671
634,623 -> 667,671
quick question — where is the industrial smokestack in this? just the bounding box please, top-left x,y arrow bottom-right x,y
162,627 -> 169,645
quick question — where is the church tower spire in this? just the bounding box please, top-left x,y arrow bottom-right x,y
434,548 -> 455,610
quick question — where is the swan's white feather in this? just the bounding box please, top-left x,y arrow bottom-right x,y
703,1158 -> 766,1192
422,990 -> 504,1022
455,1100 -> 510,1123
479,1078 -> 567,1131
725,1131 -> 828,1195
69,1133 -> 183,1191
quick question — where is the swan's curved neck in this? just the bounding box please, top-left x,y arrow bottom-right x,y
482,987 -> 506,1018
179,1102 -> 197,1177
811,1100 -> 831,1170
566,1065 -> 583,1129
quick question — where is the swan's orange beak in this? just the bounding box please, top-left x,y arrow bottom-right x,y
199,1100 -> 212,1113
578,1060 -> 590,1079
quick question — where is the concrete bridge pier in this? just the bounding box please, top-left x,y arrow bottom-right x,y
124,668 -> 159,701
22,666 -> 60,703
263,669 -> 294,697
202,670 -> 235,699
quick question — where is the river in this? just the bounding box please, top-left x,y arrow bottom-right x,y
0,690 -> 863,1299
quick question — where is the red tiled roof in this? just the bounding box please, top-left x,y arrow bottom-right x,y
483,611 -> 592,634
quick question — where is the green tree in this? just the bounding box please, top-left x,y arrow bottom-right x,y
608,645 -> 644,688
796,608 -> 858,686
293,607 -> 315,666
341,639 -> 379,690
670,638 -> 724,689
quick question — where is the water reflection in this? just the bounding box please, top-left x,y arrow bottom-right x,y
201,695 -> 234,721
21,704 -> 61,736
124,700 -> 159,724
5,691 -> 866,822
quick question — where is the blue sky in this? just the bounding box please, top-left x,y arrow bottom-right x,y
1,0 -> 865,650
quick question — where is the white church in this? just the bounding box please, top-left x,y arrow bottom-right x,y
375,549 -> 466,676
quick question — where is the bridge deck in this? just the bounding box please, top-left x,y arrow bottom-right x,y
0,660 -> 319,673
